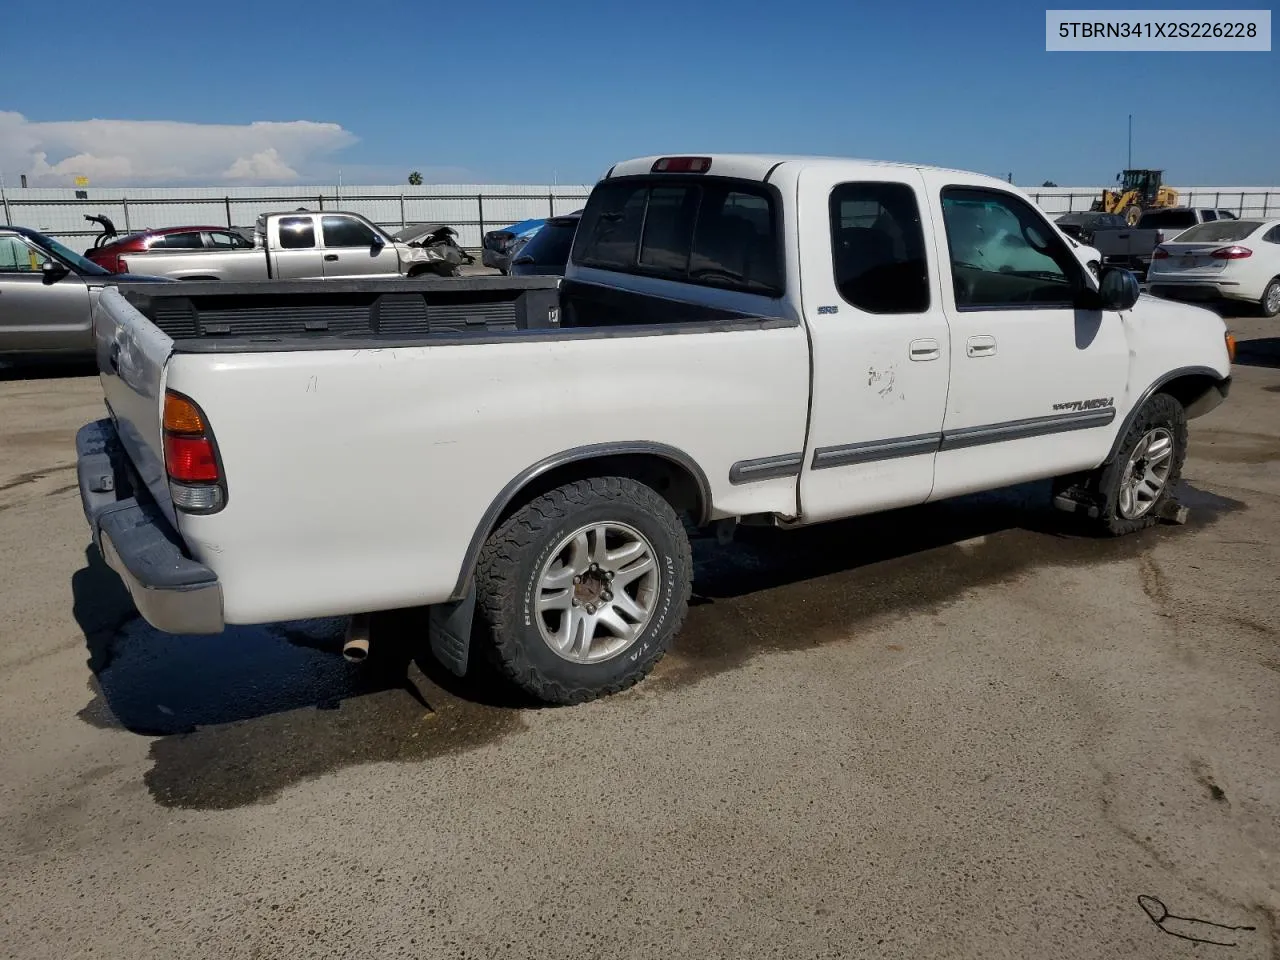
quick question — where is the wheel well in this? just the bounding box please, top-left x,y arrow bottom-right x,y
494,453 -> 708,530
1157,373 -> 1224,419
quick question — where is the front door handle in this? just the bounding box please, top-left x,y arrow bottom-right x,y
909,338 -> 940,361
966,335 -> 997,358
323,254 -> 339,262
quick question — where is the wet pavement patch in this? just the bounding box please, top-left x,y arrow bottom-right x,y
652,481 -> 1242,690
72,480 -> 1242,810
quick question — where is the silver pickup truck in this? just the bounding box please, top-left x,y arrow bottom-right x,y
115,211 -> 470,281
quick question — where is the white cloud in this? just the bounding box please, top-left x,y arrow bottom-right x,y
0,112 -> 357,186
223,148 -> 298,182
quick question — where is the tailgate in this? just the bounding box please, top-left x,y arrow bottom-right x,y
94,287 -> 178,526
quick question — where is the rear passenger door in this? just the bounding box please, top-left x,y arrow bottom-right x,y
796,169 -> 952,522
320,215 -> 401,278
271,215 -> 324,279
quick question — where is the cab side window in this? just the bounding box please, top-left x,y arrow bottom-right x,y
828,182 -> 929,314
278,217 -> 316,250
941,188 -> 1079,309
322,216 -> 378,248
0,236 -> 47,273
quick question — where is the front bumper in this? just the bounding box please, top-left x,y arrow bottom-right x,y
76,418 -> 224,634
481,248 -> 511,272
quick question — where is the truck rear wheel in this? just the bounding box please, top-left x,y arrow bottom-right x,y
1084,393 -> 1187,536
474,477 -> 693,705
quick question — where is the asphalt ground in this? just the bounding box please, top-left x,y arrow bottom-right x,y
0,307 -> 1276,959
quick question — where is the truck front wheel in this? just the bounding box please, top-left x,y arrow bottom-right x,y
474,477 -> 693,705
1084,393 -> 1188,536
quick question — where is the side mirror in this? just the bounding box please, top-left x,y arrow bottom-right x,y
1098,266 -> 1140,311
41,259 -> 71,284
371,234 -> 385,249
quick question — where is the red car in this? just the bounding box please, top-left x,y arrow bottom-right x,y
86,225 -> 255,273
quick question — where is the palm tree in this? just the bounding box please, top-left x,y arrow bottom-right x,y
408,171 -> 423,185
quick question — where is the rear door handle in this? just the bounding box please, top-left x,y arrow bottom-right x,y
966,335 -> 997,358
909,338 -> 940,361
323,254 -> 339,261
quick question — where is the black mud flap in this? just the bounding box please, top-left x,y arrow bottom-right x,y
428,583 -> 476,677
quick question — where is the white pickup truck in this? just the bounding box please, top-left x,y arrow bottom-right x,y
76,154 -> 1233,705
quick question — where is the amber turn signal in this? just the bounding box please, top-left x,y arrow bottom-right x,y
163,392 -> 207,435
1225,332 -> 1236,364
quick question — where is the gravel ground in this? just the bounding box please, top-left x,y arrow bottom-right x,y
0,313 -> 1277,960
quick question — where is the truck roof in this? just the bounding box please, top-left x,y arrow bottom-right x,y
604,153 -> 1010,189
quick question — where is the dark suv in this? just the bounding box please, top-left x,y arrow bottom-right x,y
510,211 -> 582,277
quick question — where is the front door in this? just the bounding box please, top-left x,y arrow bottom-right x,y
320,215 -> 401,278
796,169 -> 952,523
921,177 -> 1130,500
0,235 -> 91,353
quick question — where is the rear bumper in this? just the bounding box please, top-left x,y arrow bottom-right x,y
1148,279 -> 1244,302
76,418 -> 225,634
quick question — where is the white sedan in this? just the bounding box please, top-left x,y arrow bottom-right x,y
1147,218 -> 1280,316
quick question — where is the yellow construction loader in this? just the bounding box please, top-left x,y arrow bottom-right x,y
1092,169 -> 1180,225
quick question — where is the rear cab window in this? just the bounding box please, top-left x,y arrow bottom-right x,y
571,176 -> 784,297
1139,209 -> 1197,230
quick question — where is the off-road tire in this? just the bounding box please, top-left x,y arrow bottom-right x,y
474,477 -> 693,705
1087,393 -> 1188,536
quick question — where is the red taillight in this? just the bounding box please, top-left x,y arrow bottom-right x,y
651,156 -> 712,173
162,390 -> 225,510
1210,245 -> 1252,260
117,257 -> 128,273
1152,247 -> 1169,259
164,435 -> 220,481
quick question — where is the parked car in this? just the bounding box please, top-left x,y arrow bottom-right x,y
0,225 -> 171,356
510,211 -> 582,276
1147,218 -> 1280,316
86,224 -> 255,274
482,218 -> 545,273
76,153 -> 1231,707
112,212 -> 470,280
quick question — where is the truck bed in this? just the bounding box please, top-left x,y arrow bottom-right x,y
116,276 -> 562,351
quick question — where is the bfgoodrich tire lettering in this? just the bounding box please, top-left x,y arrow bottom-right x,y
474,476 -> 693,705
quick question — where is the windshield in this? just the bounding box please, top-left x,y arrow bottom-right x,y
33,232 -> 111,275
1174,220 -> 1262,243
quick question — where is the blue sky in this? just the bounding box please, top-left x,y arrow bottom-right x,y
2,0 -> 1276,186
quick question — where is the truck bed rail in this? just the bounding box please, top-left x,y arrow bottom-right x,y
116,276 -> 561,347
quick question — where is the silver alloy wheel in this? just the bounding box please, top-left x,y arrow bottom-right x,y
1264,281 -> 1280,316
1117,427 -> 1175,519
534,521 -> 660,663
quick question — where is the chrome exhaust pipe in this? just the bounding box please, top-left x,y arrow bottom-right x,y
342,613 -> 371,663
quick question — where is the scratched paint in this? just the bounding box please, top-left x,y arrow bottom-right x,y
867,365 -> 897,398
